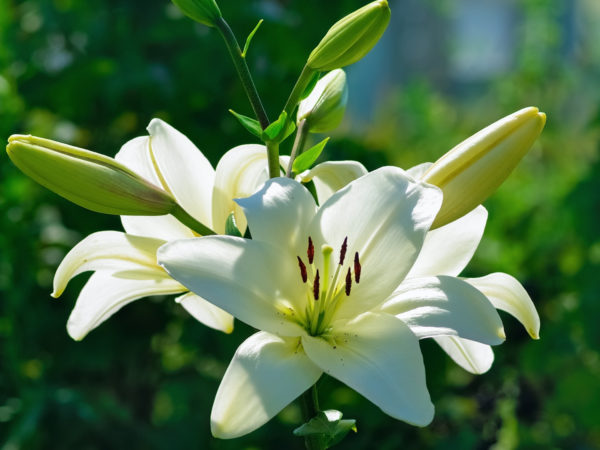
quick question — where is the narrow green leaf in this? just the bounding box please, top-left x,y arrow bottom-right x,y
229,109 -> 263,139
292,137 -> 329,174
300,70 -> 321,100
263,111 -> 288,141
224,212 -> 242,237
242,19 -> 264,58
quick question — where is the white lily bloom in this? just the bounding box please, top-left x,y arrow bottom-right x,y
52,118 -> 282,340
158,168 -> 507,438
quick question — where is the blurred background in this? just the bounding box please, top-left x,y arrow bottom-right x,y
1,0 -> 599,448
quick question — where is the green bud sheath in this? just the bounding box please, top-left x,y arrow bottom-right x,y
171,0 -> 222,27
422,107 -> 547,229
6,135 -> 177,216
307,0 -> 391,71
297,69 -> 348,133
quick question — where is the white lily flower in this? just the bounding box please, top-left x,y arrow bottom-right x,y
158,168 -> 507,438
53,118 -> 279,340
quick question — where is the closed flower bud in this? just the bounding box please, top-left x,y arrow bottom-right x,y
297,69 -> 348,133
422,107 -> 546,229
171,0 -> 222,27
307,0 -> 391,71
6,135 -> 177,216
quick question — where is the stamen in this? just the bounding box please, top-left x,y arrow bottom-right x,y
297,256 -> 307,283
345,267 -> 352,296
313,270 -> 320,300
354,252 -> 361,283
307,236 -> 314,264
339,237 -> 348,265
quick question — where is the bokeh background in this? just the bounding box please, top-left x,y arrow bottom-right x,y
1,0 -> 599,448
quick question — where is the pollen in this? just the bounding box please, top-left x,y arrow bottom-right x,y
354,252 -> 361,283
297,256 -> 307,283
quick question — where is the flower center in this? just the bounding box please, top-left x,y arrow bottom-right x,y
296,236 -> 361,336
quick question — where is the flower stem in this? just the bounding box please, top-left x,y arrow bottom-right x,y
300,384 -> 323,450
283,65 -> 317,119
266,140 -> 281,179
171,204 -> 216,236
215,17 -> 270,130
286,119 -> 310,177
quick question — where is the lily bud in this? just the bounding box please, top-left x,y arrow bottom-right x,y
306,0 -> 391,71
297,69 -> 348,133
422,107 -> 546,229
171,0 -> 222,27
6,135 -> 177,216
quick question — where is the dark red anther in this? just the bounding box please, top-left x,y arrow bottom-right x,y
297,256 -> 307,283
354,252 -> 361,283
345,267 -> 352,296
313,269 -> 320,300
307,236 -> 315,264
339,236 -> 348,265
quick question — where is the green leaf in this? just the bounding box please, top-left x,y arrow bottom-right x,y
242,19 -> 264,58
300,70 -> 321,100
263,111 -> 288,141
224,212 -> 242,237
229,109 -> 263,139
293,410 -> 357,449
292,137 -> 329,174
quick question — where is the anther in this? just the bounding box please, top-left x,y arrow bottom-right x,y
345,267 -> 352,296
354,252 -> 361,283
307,236 -> 315,264
339,236 -> 348,265
313,270 -> 320,300
297,256 -> 307,283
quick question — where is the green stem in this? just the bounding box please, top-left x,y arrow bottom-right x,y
300,384 -> 323,450
286,119 -> 310,177
215,17 -> 270,130
266,140 -> 280,178
283,65 -> 317,119
171,204 -> 216,236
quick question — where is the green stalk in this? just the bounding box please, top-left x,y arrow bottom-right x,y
300,384 -> 323,450
171,204 -> 216,235
266,140 -> 281,178
283,65 -> 317,118
286,119 -> 310,177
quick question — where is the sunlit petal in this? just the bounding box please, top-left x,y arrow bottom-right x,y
211,332 -> 321,439
299,160 -> 367,204
434,336 -> 494,374
176,292 -> 234,333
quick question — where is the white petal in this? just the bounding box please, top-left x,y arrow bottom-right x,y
315,167 -> 443,319
211,144 -> 269,234
407,206 -> 488,278
116,133 -> 195,240
302,312 -> 433,426
176,292 -> 234,333
299,160 -> 368,204
147,118 -> 215,227
380,276 -> 505,344
52,231 -> 166,297
158,236 -> 306,337
67,271 -> 185,340
407,162 -> 433,179
211,332 -> 322,439
236,177 -> 317,254
434,336 -> 494,374
465,273 -> 540,339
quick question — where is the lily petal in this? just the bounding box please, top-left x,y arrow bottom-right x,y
236,177 -> 317,254
434,336 -> 494,374
211,332 -> 321,439
299,160 -> 368,204
147,118 -> 215,228
52,231 -> 166,298
407,206 -> 488,278
407,162 -> 432,179
67,271 -> 185,340
380,276 -> 505,345
315,167 -> 443,318
302,312 -> 434,426
158,236 -> 306,337
211,144 -> 269,235
116,133 -> 195,240
465,273 -> 540,339
175,292 -> 234,333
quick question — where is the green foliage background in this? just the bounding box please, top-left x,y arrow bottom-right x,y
1,0 -> 599,448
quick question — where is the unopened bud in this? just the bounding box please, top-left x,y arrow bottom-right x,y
6,135 -> 177,216
297,69 -> 348,133
422,107 -> 546,229
307,0 -> 391,71
171,0 -> 222,27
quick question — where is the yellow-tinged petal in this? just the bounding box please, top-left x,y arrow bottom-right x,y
422,107 -> 546,228
434,336 -> 494,374
176,292 -> 234,334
